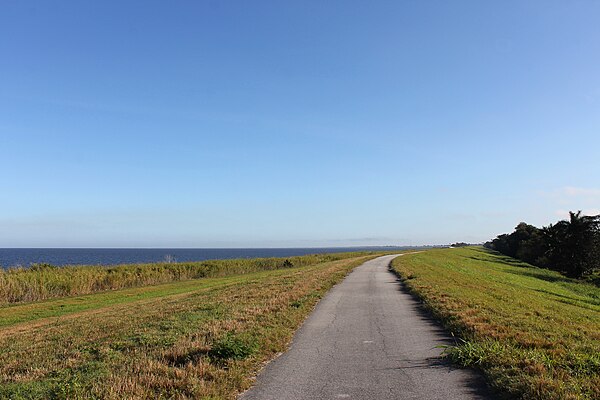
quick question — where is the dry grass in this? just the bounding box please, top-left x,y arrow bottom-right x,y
0,255 -> 376,399
391,247 -> 600,400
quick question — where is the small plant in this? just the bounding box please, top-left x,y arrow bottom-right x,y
48,369 -> 87,400
209,334 -> 258,360
439,339 -> 495,367
29,263 -> 58,271
163,254 -> 177,264
290,300 -> 302,308
282,259 -> 294,268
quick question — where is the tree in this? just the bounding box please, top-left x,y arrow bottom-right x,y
488,211 -> 600,279
513,223 -> 547,266
489,223 -> 545,263
544,211 -> 600,277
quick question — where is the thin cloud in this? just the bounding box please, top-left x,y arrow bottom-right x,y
542,187 -> 600,220
543,186 -> 600,208
561,186 -> 600,198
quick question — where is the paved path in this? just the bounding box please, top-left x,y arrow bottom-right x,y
240,254 -> 492,400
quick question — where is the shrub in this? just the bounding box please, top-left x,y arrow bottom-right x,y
209,334 -> 258,360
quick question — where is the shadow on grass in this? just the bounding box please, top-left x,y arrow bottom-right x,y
467,248 -> 578,286
505,269 -> 576,285
467,253 -> 532,270
166,348 -> 211,367
533,288 -> 600,308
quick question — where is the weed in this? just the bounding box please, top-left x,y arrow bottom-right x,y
209,334 -> 258,361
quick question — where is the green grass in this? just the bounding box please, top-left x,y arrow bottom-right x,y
0,274 -> 256,327
391,247 -> 600,400
0,254 -> 379,399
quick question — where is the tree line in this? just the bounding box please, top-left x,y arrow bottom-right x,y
485,211 -> 600,278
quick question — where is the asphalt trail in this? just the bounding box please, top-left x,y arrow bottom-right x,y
240,254 -> 492,400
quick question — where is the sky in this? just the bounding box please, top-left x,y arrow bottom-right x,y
1,1 -> 599,248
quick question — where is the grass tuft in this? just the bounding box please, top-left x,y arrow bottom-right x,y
209,334 -> 258,361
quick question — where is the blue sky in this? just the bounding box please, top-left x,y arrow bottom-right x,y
1,1 -> 599,247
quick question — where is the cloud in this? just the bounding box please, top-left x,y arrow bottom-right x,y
561,186 -> 600,198
543,187 -> 600,219
546,186 -> 600,207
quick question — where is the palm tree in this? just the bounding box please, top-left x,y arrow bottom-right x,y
545,211 -> 600,277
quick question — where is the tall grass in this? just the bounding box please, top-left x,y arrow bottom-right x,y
0,252 -> 373,304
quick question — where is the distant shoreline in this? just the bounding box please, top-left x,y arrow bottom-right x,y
0,246 -> 438,269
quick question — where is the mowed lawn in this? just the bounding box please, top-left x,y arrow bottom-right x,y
392,247 -> 600,400
0,255 -> 375,399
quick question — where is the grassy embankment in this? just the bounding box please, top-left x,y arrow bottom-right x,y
0,252 -> 381,399
392,247 -> 600,400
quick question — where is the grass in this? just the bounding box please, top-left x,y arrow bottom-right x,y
391,247 -> 600,400
0,253 -> 379,399
0,252 -> 373,304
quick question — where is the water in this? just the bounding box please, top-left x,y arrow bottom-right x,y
0,247 -> 415,269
